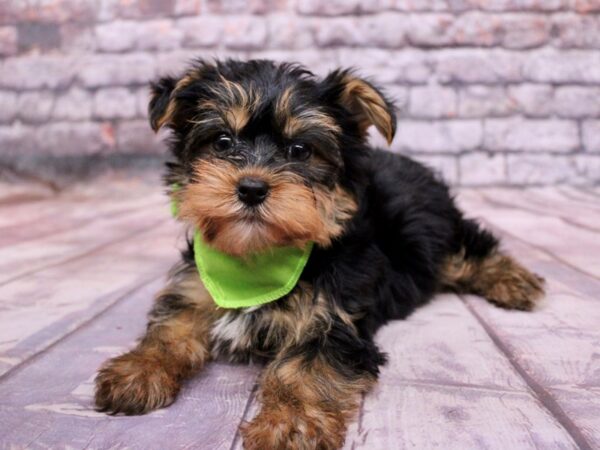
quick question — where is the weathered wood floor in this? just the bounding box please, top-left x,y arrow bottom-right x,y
0,180 -> 598,450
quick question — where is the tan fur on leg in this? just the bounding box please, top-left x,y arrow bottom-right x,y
94,263 -> 222,415
242,355 -> 374,450
441,249 -> 545,311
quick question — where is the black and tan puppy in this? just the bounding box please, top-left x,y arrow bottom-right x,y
95,59 -> 544,449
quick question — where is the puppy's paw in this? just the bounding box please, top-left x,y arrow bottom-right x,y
94,351 -> 179,415
487,267 -> 545,311
241,406 -> 345,450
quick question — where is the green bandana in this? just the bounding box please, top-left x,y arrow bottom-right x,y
171,196 -> 313,309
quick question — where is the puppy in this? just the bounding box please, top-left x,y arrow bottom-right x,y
95,59 -> 544,449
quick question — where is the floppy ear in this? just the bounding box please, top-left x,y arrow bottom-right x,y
148,76 -> 177,132
322,70 -> 396,145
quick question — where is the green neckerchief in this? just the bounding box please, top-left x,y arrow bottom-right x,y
171,192 -> 313,309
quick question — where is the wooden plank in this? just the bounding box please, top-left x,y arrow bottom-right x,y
0,193 -> 165,247
0,279 -> 260,450
0,220 -> 180,376
466,188 -> 600,232
549,387 -> 600,449
344,383 -> 577,449
456,192 -> 600,278
0,206 -> 171,286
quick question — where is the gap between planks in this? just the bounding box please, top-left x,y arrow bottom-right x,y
461,297 -> 593,450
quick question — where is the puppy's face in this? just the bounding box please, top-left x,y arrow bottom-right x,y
150,60 -> 396,256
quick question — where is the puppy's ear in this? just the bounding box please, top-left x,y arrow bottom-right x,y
148,76 -> 177,132
322,70 -> 396,145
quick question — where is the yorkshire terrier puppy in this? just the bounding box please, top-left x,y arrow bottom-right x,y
95,59 -> 544,449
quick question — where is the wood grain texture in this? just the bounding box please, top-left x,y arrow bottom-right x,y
0,279 -> 260,450
1,183 -> 599,449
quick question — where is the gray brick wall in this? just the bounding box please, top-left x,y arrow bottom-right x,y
1,0 -> 600,185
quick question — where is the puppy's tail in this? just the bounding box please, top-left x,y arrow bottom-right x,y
440,219 -> 544,311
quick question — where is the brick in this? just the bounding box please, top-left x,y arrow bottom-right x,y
552,14 -> 600,49
174,0 -> 201,15
459,152 -> 506,185
484,118 -> 579,152
0,122 -> 114,157
249,49 -> 340,75
553,87 -> 600,118
95,21 -> 138,52
315,18 -> 362,47
156,49 -> 201,74
136,86 -> 152,119
575,155 -> 600,183
499,14 -> 550,49
0,55 -> 77,89
359,14 -> 406,48
17,91 -> 55,123
573,0 -> 600,13
223,17 -> 268,50
96,20 -> 182,52
267,16 -> 314,49
112,0 -> 176,19
522,49 -> 600,84
392,120 -> 482,153
393,0 -> 474,12
93,87 -> 138,119
458,86 -> 516,118
507,154 -> 580,185
0,123 -> 31,156
506,84 -> 554,117
0,91 -> 18,123
205,0 -> 286,14
477,0 -> 566,11
0,0 -> 96,23
135,20 -> 183,51
450,12 -> 501,47
0,27 -> 17,56
582,120 -> 600,152
337,49 -> 431,84
178,17 -> 223,48
413,155 -> 459,184
60,24 -> 96,52
17,22 -> 61,52
435,49 -> 523,84
406,14 -> 454,47
35,122 -> 116,155
297,0 -> 362,15
117,120 -> 164,154
383,85 -> 409,116
78,53 -> 156,87
53,88 -> 93,121
409,85 -> 457,119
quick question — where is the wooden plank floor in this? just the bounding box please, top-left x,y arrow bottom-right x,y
0,180 -> 598,450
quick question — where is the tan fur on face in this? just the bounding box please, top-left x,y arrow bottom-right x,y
341,76 -> 394,144
275,86 -> 341,138
177,159 -> 357,256
242,355 -> 374,450
441,248 -> 545,311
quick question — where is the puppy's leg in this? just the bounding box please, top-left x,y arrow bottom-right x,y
441,219 -> 545,310
95,260 -> 220,414
242,327 -> 383,450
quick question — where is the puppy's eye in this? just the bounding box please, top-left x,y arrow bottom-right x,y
214,134 -> 233,152
287,143 -> 312,161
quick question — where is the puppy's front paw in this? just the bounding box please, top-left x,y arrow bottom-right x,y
94,351 -> 179,415
241,405 -> 345,450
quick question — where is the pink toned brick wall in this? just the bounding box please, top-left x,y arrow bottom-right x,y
1,0 -> 600,185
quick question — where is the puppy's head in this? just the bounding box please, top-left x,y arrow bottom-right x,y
150,59 -> 396,256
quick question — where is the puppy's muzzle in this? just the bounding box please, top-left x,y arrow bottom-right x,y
237,177 -> 269,206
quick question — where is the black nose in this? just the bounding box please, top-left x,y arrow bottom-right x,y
237,177 -> 269,206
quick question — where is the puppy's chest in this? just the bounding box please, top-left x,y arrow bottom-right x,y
210,306 -> 283,361
209,292 -> 334,361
